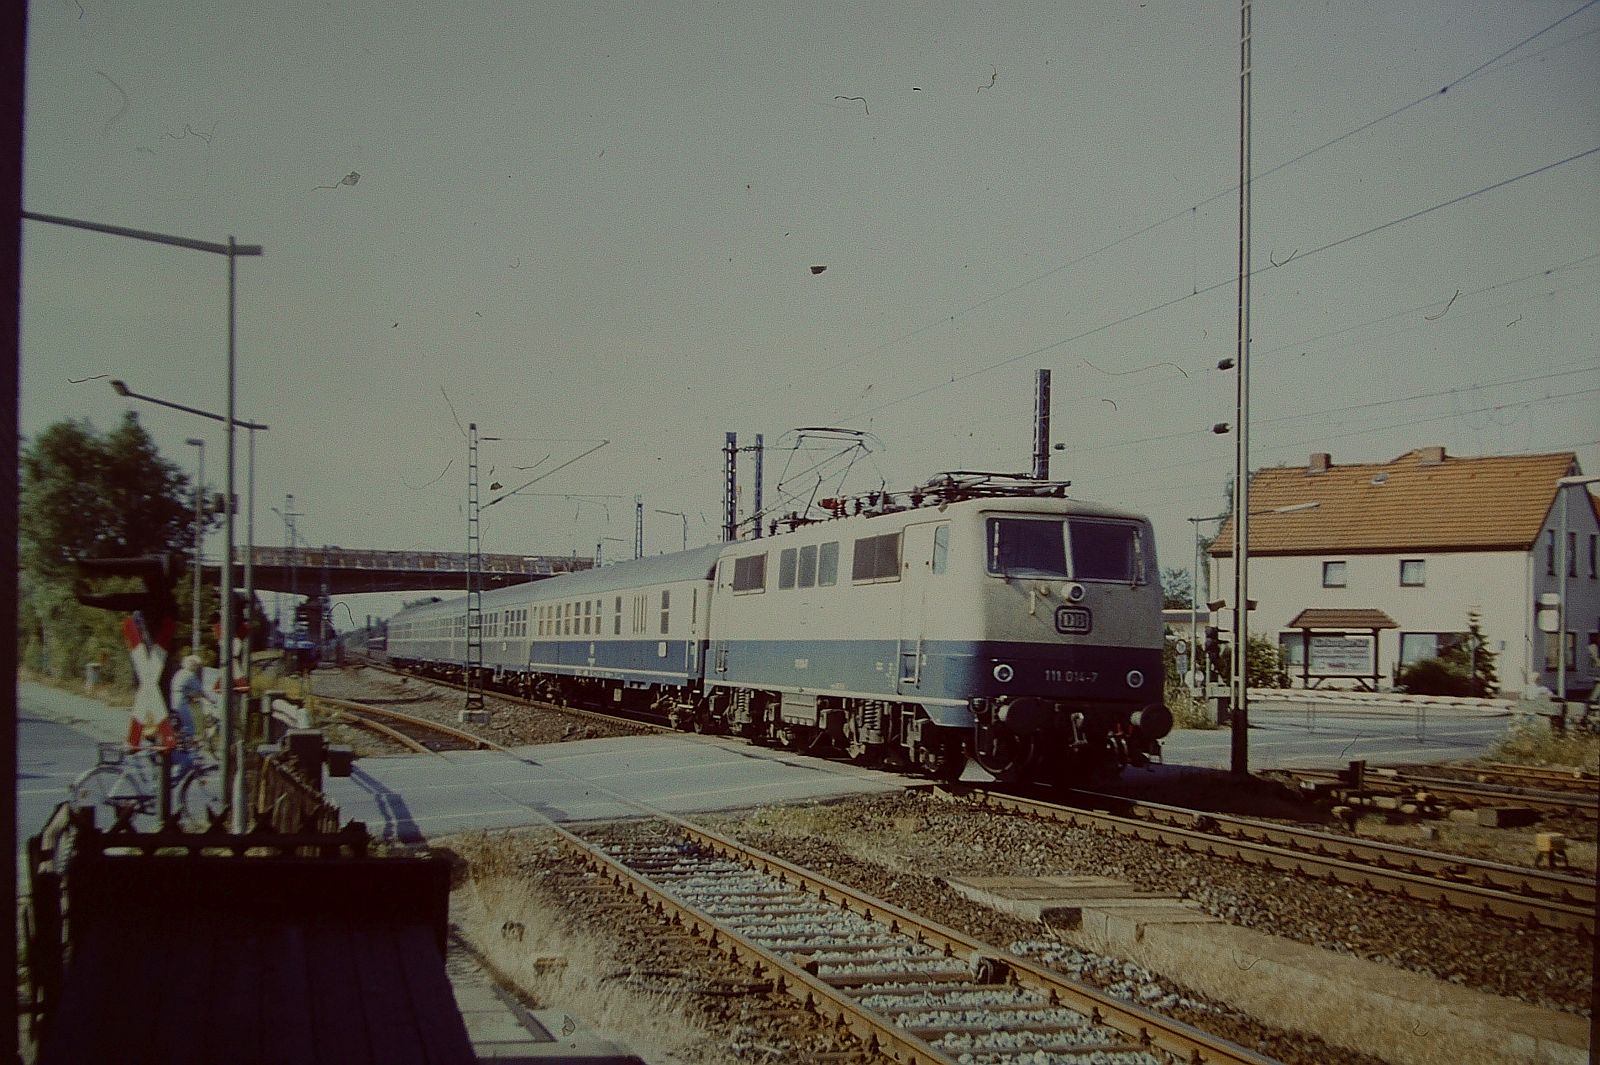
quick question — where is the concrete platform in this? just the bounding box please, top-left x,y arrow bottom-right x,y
448,943 -> 646,1063
946,873 -> 1217,930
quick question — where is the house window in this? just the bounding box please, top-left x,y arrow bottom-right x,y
932,525 -> 950,575
797,544 -> 817,588
1321,561 -> 1347,588
1544,631 -> 1576,671
1399,560 -> 1425,587
818,542 -> 839,586
1400,632 -> 1465,666
1547,530 -> 1556,576
732,554 -> 766,593
778,548 -> 798,590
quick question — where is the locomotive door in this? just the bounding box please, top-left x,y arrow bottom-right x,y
896,521 -> 944,693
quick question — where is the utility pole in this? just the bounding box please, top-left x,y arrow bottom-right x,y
1032,369 -> 1051,480
1230,0 -> 1254,777
466,424 -> 484,716
753,433 -> 764,538
723,432 -> 738,542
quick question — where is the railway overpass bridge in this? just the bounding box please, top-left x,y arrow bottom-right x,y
202,546 -> 593,596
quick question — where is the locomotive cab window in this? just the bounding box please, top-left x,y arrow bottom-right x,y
986,518 -> 1066,578
1068,520 -> 1145,584
932,524 -> 950,574
818,541 -> 839,586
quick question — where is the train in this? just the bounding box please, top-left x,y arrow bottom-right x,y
385,473 -> 1171,785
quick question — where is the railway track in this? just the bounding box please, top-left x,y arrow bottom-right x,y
348,658 -> 675,737
322,675 -> 1286,1062
564,817 -> 1280,1065
1279,766 -> 1599,822
314,694 -> 503,754
944,784 -> 1595,935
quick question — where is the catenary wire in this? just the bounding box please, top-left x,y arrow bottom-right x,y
821,1 -> 1600,376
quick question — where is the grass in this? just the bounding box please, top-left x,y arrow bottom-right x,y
1487,715 -> 1600,773
1167,684 -> 1221,731
442,830 -> 710,1063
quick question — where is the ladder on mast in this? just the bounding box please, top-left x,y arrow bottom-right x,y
465,423 -> 485,714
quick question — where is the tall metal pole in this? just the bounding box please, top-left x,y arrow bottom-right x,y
187,439 -> 204,653
1230,0 -> 1254,777
222,237 -> 242,828
634,495 -> 644,559
244,426 -> 256,699
723,432 -> 738,542
753,433 -> 765,538
466,424 -> 484,714
1558,486 -> 1569,722
1033,369 -> 1052,480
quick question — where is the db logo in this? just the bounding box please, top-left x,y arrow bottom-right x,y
1054,606 -> 1092,635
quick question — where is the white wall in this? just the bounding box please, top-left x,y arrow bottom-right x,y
1209,549 -> 1530,690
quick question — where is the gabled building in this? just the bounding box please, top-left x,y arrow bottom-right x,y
1207,447 -> 1599,697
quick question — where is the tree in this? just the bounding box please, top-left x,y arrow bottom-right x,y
1160,566 -> 1193,609
18,414 -> 203,685
1441,609 -> 1498,697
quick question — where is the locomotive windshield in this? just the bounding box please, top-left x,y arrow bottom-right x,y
986,517 -> 1146,583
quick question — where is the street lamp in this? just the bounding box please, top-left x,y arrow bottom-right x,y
1556,475 -> 1600,718
29,210 -> 262,832
656,509 -> 688,552
185,438 -> 205,655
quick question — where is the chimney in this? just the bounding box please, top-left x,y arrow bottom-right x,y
1309,452 -> 1331,474
1418,446 -> 1446,465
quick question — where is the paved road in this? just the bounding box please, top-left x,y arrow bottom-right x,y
18,681 -> 1531,847
1161,697 -> 1519,772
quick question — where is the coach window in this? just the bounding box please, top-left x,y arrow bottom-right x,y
778,548 -> 798,590
1322,561 -> 1347,588
932,524 -> 950,575
797,544 -> 817,588
733,554 -> 767,593
1400,560 -> 1425,587
660,590 -> 671,634
818,541 -> 838,587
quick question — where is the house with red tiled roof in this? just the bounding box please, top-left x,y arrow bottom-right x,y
1207,447 -> 1600,697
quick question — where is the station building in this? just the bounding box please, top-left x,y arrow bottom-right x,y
1205,447 -> 1599,698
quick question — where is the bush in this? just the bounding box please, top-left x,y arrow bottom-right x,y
1246,634 -> 1288,689
1396,655 -> 1471,696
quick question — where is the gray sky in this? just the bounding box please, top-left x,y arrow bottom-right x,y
20,1 -> 1600,621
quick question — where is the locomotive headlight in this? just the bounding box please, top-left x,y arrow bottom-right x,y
992,663 -> 1015,683
1064,583 -> 1086,603
1126,669 -> 1145,688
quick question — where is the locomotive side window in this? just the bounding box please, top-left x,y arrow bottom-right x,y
797,544 -> 817,588
1067,520 -> 1146,583
778,548 -> 798,589
818,541 -> 838,586
660,590 -> 671,633
986,519 -> 1067,578
852,533 -> 901,583
733,553 -> 767,593
932,524 -> 950,574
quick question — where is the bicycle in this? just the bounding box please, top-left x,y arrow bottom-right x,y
67,738 -> 225,833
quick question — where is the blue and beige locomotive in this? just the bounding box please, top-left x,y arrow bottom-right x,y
386,475 -> 1171,784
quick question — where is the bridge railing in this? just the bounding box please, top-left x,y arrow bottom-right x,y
241,547 -> 592,575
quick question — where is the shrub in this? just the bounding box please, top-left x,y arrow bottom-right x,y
1396,655 -> 1471,696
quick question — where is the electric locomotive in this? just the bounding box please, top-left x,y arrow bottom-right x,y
385,474 -> 1170,785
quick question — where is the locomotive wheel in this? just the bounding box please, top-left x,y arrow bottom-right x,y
972,723 -> 1028,783
919,742 -> 967,782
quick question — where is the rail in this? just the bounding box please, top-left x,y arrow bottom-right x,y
555,817 -> 1278,1065
942,785 -> 1594,934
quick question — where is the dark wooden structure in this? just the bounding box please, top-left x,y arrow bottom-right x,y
33,819 -> 473,1065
